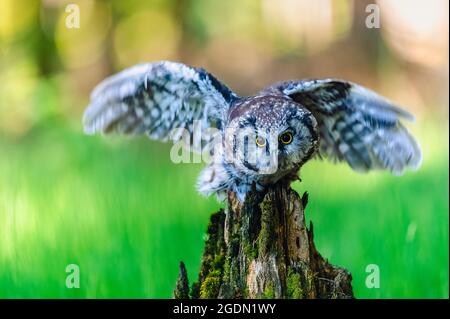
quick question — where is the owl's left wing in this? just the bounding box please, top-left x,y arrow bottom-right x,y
266,80 -> 422,175
83,61 -> 237,141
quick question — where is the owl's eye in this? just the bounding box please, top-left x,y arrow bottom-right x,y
255,136 -> 266,147
279,131 -> 293,145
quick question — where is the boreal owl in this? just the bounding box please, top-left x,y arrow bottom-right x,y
83,61 -> 422,201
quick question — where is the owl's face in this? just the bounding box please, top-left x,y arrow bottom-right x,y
224,95 -> 319,178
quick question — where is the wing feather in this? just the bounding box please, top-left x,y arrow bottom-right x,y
83,61 -> 237,142
265,79 -> 422,175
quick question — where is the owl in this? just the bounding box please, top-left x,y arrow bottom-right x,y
83,61 -> 422,201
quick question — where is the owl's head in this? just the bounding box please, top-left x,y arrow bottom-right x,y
224,95 -> 319,177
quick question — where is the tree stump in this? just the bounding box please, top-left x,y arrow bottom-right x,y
174,184 -> 354,299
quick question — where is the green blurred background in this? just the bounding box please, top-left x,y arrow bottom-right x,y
0,0 -> 448,298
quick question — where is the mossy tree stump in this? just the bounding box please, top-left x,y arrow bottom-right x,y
174,184 -> 354,299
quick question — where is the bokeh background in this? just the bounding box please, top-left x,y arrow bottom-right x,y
0,0 -> 448,298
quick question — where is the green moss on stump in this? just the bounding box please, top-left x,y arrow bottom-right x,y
258,198 -> 275,257
286,269 -> 303,299
262,282 -> 275,299
200,269 -> 222,299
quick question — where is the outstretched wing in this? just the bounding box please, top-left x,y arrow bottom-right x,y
83,61 -> 237,142
265,80 -> 422,175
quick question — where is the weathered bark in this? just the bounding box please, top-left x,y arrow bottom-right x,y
173,185 -> 353,299
173,261 -> 190,299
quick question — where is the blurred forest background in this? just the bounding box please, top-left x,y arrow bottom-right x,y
0,0 -> 448,298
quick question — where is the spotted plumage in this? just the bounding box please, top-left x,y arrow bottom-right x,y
83,61 -> 422,201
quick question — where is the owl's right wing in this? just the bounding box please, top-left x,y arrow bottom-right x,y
83,61 -> 237,142
265,80 -> 422,175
